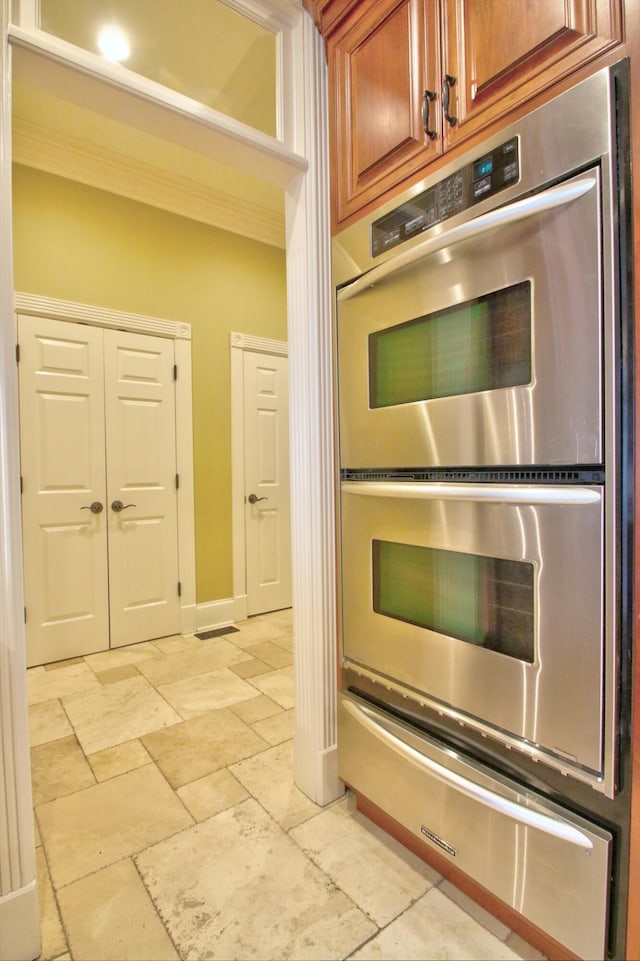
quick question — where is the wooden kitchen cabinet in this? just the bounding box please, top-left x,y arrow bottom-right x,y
312,0 -> 623,228
441,0 -> 623,149
329,0 -> 442,225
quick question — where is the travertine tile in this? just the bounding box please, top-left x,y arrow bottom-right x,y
243,640 -> 293,669
229,694 -> 282,725
141,708 -> 269,788
348,887 -> 520,959
262,608 -> 294,633
247,665 -> 295,709
230,617 -> 293,648
29,699 -> 72,747
177,769 -> 249,821
95,663 -> 140,685
84,641 -> 161,673
83,641 -> 161,673
37,764 -> 193,889
44,656 -> 84,672
136,798 -> 376,961
136,637 -> 251,687
505,932 -> 548,960
272,632 -> 294,653
87,739 -> 152,782
151,634 -> 201,655
230,740 -> 321,831
35,847 -> 67,961
229,657 -> 272,679
157,667 -> 259,719
291,796 -> 439,927
31,735 -> 96,806
440,878 -> 511,941
28,662 -> 101,706
62,675 -> 182,755
252,708 -> 294,745
57,858 -> 179,961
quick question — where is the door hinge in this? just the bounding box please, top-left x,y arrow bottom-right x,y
15,344 -> 20,363
177,581 -> 182,597
173,364 -> 178,381
175,473 -> 180,490
20,475 -> 23,494
24,607 -> 27,624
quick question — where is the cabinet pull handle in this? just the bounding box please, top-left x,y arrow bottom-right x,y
442,73 -> 457,126
421,89 -> 437,140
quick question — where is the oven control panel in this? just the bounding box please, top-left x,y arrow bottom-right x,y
371,136 -> 519,257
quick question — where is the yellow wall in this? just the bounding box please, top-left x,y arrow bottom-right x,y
12,164 -> 287,604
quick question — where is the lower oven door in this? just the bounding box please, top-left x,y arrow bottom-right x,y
338,692 -> 612,961
340,480 -> 606,783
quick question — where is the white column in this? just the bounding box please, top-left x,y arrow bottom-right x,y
0,2 -> 40,958
285,11 -> 344,805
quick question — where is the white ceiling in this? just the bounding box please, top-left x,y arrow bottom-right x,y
11,0 -> 291,247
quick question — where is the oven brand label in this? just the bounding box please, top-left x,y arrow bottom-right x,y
420,825 -> 457,858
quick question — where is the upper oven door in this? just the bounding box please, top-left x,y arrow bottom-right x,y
337,169 -> 602,469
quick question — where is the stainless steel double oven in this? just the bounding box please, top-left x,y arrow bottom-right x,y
333,62 -> 633,960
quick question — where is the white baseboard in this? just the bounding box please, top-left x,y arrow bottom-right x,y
195,595 -> 249,633
294,732 -> 344,807
180,602 -> 197,636
0,880 -> 40,961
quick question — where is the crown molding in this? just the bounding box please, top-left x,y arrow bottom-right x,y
15,291 -> 192,340
12,116 -> 286,249
230,331 -> 287,355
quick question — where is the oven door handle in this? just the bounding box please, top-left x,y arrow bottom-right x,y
337,176 -> 597,302
341,481 -> 601,505
343,698 -> 594,851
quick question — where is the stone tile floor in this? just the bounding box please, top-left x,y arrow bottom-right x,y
28,609 -> 546,961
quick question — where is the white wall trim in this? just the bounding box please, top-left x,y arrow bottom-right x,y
0,0 -> 40,955
285,13 -> 343,806
230,332 -> 288,614
9,25 -> 308,189
13,118 -> 285,249
196,597 -> 249,633
15,291 -> 192,339
0,881 -> 39,961
1,13 -> 338,959
230,331 -> 287,355
15,292 -> 197,644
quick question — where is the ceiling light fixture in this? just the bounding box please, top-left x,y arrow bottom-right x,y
97,26 -> 130,63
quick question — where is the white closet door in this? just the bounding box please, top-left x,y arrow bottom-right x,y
104,329 -> 181,648
18,314 -> 109,667
244,350 -> 291,615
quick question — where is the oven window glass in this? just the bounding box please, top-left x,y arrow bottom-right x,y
369,281 -> 531,408
372,540 -> 534,662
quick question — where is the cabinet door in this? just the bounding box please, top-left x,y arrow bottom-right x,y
441,0 -> 622,148
330,0 -> 441,225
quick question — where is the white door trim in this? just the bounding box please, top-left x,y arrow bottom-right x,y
15,292 -> 197,637
0,4 -> 40,957
230,331 -> 287,624
0,10 -> 339,957
283,13 -> 343,806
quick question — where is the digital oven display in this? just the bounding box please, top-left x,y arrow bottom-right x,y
371,136 -> 519,257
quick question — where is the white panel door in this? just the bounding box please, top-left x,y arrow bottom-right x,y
104,329 -> 181,648
244,350 -> 291,615
18,315 -> 109,667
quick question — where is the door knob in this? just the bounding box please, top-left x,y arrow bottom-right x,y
247,493 -> 268,504
80,501 -> 103,514
111,500 -> 137,512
